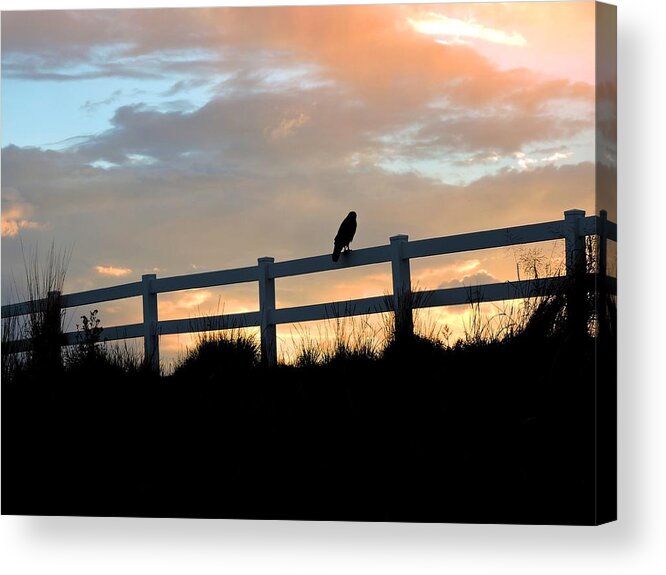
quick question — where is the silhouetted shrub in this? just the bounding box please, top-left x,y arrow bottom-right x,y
173,331 -> 259,381
382,332 -> 444,364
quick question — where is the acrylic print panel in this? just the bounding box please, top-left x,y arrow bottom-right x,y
1,2 -> 616,525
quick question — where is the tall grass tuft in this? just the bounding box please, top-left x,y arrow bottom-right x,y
2,313 -> 26,383
17,242 -> 71,377
173,329 -> 260,381
290,313 -> 384,368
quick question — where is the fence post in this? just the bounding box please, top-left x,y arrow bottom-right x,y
258,257 -> 277,367
390,234 -> 413,339
142,273 -> 159,373
564,209 -> 586,336
41,290 -> 63,371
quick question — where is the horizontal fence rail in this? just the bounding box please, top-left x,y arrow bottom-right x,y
2,210 -> 617,371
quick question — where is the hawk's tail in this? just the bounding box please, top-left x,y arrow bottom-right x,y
332,244 -> 342,262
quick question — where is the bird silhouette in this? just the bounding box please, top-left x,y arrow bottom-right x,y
332,211 -> 357,262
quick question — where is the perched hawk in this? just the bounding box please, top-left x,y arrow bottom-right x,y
332,211 -> 357,262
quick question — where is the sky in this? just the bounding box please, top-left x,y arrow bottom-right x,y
1,2 -> 609,363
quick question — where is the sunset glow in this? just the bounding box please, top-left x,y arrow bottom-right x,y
1,2 -> 607,366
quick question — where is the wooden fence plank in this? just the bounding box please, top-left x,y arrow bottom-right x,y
2,213 -> 616,369
405,220 -> 568,260
153,266 -> 259,293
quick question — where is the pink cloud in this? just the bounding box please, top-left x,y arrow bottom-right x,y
1,188 -> 40,237
95,265 -> 132,277
3,5 -> 594,113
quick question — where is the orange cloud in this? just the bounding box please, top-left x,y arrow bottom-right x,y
157,287 -> 258,322
3,4 -> 596,96
407,2 -> 596,83
159,290 -> 214,317
1,188 -> 40,237
1,208 -> 40,237
95,265 -> 132,277
210,4 -> 594,115
267,112 -> 311,140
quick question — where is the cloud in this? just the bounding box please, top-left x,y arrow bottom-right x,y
2,6 -> 595,198
1,188 -> 40,237
2,138 -> 595,292
438,270 -> 499,290
81,89 -> 123,113
408,13 -> 527,47
397,110 -> 590,159
411,260 -> 483,287
60,72 -> 591,182
162,78 -> 211,97
267,112 -> 311,140
455,152 -> 502,166
71,89 -> 378,171
95,265 -> 132,277
2,6 -> 593,116
1,211 -> 40,237
514,150 -> 573,171
159,290 -> 213,315
158,288 -> 256,321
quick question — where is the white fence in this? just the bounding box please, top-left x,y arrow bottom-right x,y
2,209 -> 616,371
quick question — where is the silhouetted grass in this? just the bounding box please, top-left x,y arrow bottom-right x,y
64,338 -> 145,380
289,314 -> 383,369
173,329 -> 259,380
23,243 -> 71,374
1,313 -> 26,382
1,242 -> 71,383
1,248 -> 616,524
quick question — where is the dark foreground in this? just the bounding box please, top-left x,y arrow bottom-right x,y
2,330 -> 616,525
